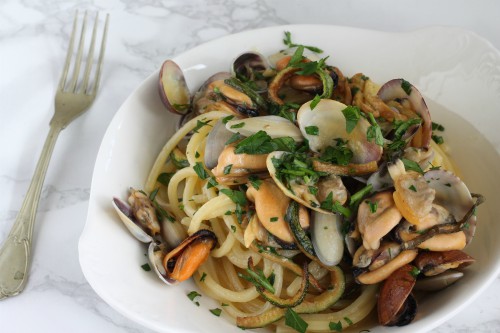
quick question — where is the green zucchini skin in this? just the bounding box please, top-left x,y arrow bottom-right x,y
285,200 -> 316,259
236,266 -> 345,328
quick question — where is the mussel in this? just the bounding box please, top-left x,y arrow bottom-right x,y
112,188 -> 218,285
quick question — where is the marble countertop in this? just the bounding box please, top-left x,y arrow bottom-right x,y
1,0 -> 499,332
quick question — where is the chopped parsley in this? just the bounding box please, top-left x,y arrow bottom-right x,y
200,272 -> 207,282
207,177 -> 219,189
320,192 -> 352,218
401,158 -> 424,175
193,162 -> 209,180
349,184 -> 373,209
308,186 -> 318,195
432,121 -> 445,144
319,139 -> 353,166
209,308 -> 222,316
223,164 -> 233,175
234,130 -> 295,154
230,122 -> 245,129
329,321 -> 343,332
342,105 -> 361,133
401,79 -> 412,95
409,267 -> 421,278
408,185 -> 417,192
248,175 -> 262,190
219,188 -> 247,205
157,172 -> 174,186
170,151 -> 189,169
344,317 -> 353,326
192,119 -> 211,133
284,308 -> 308,333
283,31 -> 323,53
305,125 -> 319,135
187,290 -> 201,304
225,132 -> 242,145
238,267 -> 275,293
368,201 -> 378,214
366,113 -> 384,146
141,263 -> 151,271
270,217 -> 279,222
221,115 -> 235,124
310,94 -> 321,109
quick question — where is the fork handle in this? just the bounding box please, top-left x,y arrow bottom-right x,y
0,124 -> 62,299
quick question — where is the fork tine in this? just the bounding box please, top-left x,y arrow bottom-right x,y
68,11 -> 88,92
90,13 -> 109,96
81,12 -> 99,94
58,10 -> 79,91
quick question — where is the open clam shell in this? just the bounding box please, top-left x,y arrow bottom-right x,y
112,197 -> 154,243
311,211 -> 344,267
148,242 -> 177,285
297,99 -> 382,164
424,169 -> 476,243
378,79 -> 431,148
267,151 -> 333,214
158,60 -> 191,115
225,115 -> 304,142
414,270 -> 464,291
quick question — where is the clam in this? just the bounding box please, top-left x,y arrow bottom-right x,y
367,162 -> 393,192
413,250 -> 475,276
148,241 -> 175,285
204,118 -> 237,169
267,151 -> 340,214
310,211 -> 344,267
225,115 -> 303,142
424,169 -> 477,243
158,60 -> 191,115
377,264 -> 418,326
378,79 -> 432,148
113,189 -> 217,286
296,99 -> 383,164
112,189 -> 160,243
192,72 -> 232,114
232,52 -> 270,93
414,270 -> 464,291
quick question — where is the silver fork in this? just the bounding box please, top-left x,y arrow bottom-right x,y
0,10 -> 109,300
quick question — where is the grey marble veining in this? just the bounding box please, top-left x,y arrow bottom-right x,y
1,0 -> 499,332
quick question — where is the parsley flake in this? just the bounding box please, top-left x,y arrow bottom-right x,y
193,162 -> 209,180
230,122 -> 245,129
329,320 -> 342,332
342,105 -> 361,133
210,308 -> 222,317
284,308 -> 308,333
283,31 -> 323,53
305,125 -> 319,135
310,94 -> 321,109
401,79 -> 412,95
223,164 -> 233,175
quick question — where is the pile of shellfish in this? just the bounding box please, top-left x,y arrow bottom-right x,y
113,45 -> 484,327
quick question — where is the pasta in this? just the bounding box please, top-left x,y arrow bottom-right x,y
113,32 -> 484,332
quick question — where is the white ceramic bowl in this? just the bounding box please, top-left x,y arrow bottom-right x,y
79,25 -> 500,333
